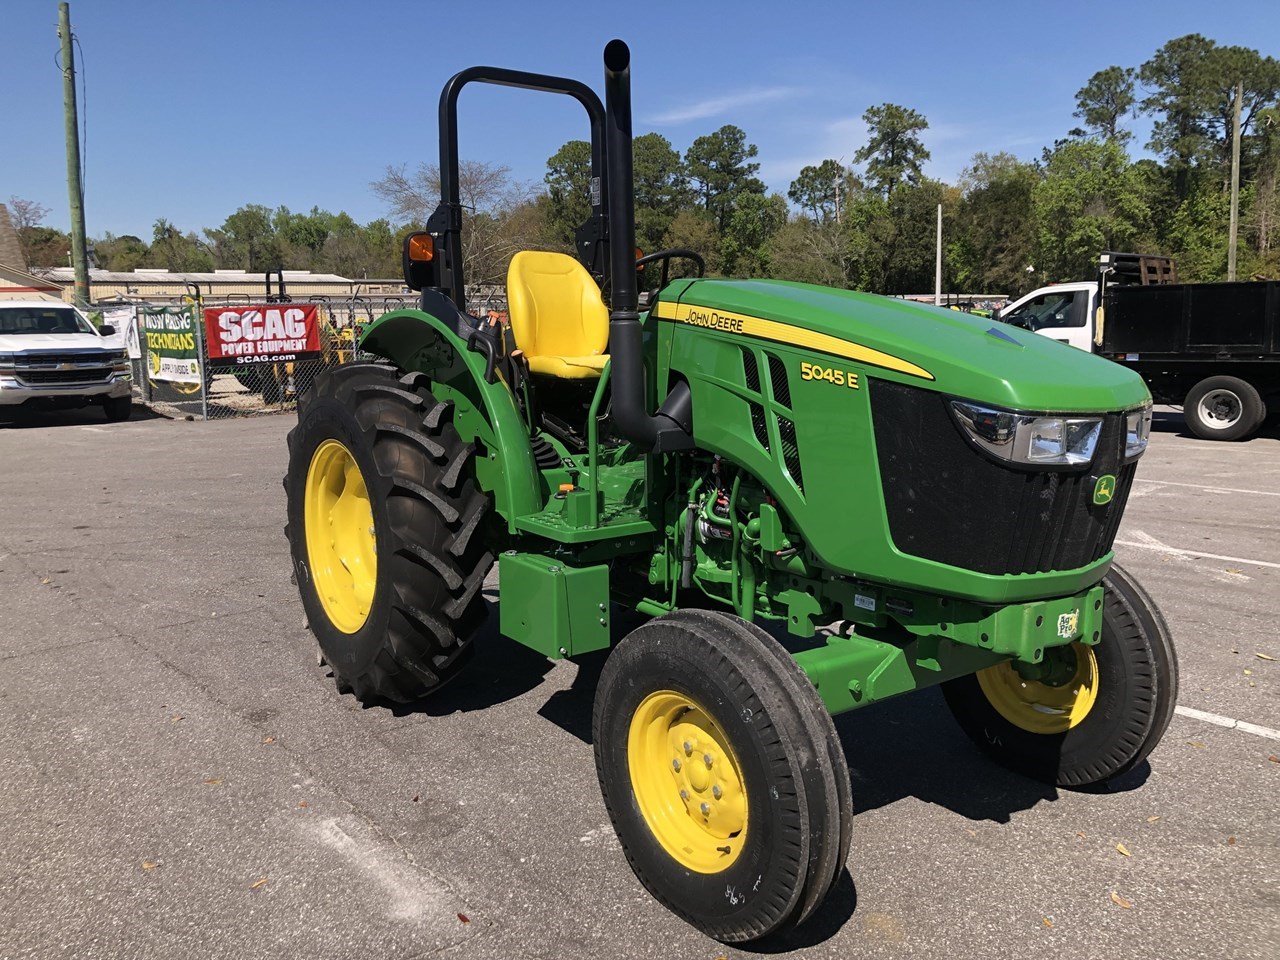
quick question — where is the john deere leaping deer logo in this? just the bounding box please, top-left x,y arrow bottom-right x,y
1093,474 -> 1117,505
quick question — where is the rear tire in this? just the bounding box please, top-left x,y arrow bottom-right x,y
1184,375 -> 1265,441
593,610 -> 850,943
942,563 -> 1178,788
284,363 -> 493,703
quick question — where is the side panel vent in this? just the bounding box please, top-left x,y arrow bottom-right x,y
777,415 -> 803,492
749,401 -> 770,451
766,353 -> 791,409
742,347 -> 761,393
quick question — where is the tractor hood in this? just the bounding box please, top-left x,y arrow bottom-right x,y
656,278 -> 1149,413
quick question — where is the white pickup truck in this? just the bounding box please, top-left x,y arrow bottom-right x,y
0,300 -> 133,422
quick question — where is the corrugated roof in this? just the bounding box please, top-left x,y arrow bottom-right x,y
37,267 -> 356,284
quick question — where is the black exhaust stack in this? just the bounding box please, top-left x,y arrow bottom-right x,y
602,39 -> 693,452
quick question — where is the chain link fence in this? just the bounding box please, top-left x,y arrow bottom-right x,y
122,295 -> 508,421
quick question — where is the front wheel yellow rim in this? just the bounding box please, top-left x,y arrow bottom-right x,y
304,439 -> 377,634
977,642 -> 1100,735
627,691 -> 748,873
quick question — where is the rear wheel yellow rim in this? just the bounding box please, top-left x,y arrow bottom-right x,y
977,642 -> 1099,735
627,691 -> 748,873
304,439 -> 377,634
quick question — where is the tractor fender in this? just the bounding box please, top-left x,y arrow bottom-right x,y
360,302 -> 540,528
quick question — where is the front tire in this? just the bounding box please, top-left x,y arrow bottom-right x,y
593,611 -> 851,943
284,363 -> 493,703
1184,375 -> 1265,441
103,395 -> 132,422
942,563 -> 1178,788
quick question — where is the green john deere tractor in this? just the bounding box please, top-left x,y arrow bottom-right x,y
283,40 -> 1177,943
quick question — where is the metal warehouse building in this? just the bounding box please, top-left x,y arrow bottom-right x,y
35,267 -> 409,304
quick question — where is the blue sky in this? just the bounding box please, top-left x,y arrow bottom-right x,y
4,0 -> 1277,241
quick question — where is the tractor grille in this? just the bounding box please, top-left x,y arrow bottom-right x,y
739,346 -> 807,492
741,347 -> 760,393
777,415 -> 804,492
749,401 -> 770,451
767,354 -> 791,408
869,379 -> 1134,575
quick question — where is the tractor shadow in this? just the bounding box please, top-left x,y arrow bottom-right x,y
831,687 -> 1152,821
528,608 -> 1154,824
377,595 -> 558,718
530,638 -> 1152,824
739,869 -> 859,954
366,594 -> 633,720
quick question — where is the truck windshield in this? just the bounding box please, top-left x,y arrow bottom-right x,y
1001,291 -> 1081,332
0,306 -> 97,335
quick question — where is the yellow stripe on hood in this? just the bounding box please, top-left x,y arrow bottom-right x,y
652,301 -> 934,380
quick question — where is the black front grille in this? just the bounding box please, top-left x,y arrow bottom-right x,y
870,379 -> 1134,575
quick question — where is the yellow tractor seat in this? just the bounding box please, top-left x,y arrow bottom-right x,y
507,251 -> 609,379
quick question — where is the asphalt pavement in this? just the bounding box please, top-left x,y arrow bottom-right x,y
1,405 -> 1277,960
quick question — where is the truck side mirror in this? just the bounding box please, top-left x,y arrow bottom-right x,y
99,324 -> 116,336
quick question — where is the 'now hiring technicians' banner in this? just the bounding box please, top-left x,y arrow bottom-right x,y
139,305 -> 201,384
203,304 -> 323,366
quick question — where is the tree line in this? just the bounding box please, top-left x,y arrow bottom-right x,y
7,198 -> 409,281
9,33 -> 1278,298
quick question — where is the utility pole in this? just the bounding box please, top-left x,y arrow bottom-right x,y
59,2 -> 90,307
934,203 -> 942,306
834,158 -> 843,226
1227,81 -> 1243,282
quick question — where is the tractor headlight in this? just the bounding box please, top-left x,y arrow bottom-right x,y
1125,402 -> 1153,459
950,400 -> 1102,469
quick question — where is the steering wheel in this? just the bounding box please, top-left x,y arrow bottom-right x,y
635,248 -> 705,290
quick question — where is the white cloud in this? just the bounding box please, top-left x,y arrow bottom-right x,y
756,115 -> 870,188
645,86 -> 805,125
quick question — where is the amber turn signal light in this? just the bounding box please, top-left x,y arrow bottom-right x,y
407,234 -> 434,262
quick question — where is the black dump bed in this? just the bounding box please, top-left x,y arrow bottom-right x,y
1101,280 -> 1280,359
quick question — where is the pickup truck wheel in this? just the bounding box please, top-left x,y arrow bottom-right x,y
102,395 -> 133,422
284,363 -> 493,703
1184,376 -> 1264,441
942,563 -> 1178,788
593,611 -> 850,943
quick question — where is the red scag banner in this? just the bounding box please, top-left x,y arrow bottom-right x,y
204,304 -> 322,365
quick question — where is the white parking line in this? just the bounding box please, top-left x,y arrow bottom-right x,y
1133,479 -> 1280,498
1115,534 -> 1280,571
1175,705 -> 1280,741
